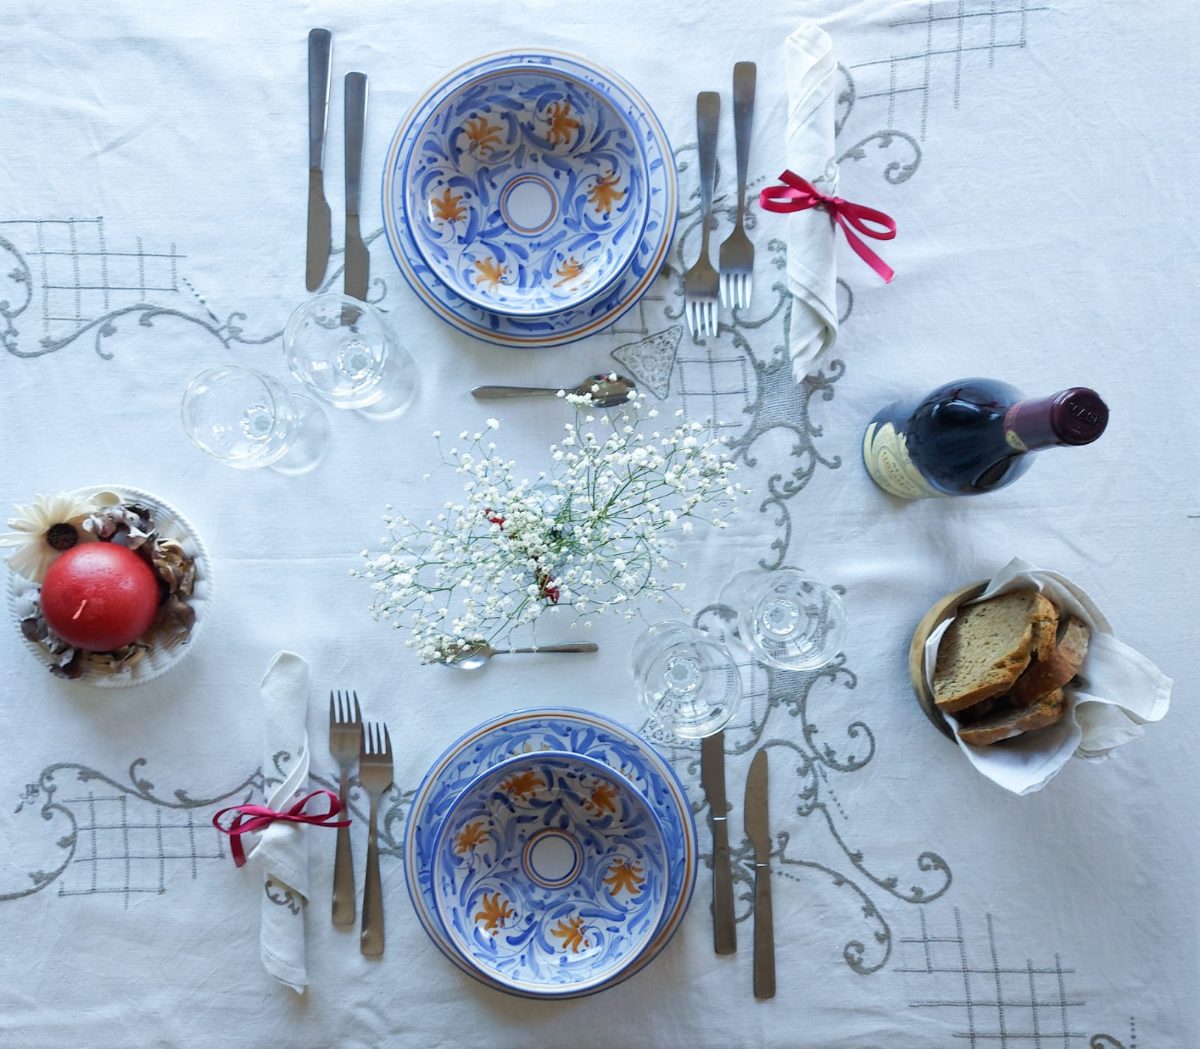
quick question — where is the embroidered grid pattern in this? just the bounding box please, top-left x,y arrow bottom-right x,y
676,352 -> 751,437
0,217 -> 183,337
849,0 -> 1048,138
900,907 -> 1088,1046
56,791 -> 224,907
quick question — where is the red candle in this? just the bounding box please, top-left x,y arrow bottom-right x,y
41,543 -> 160,651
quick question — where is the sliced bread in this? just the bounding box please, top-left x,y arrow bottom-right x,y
956,688 -> 1068,747
933,590 -> 1059,713
1010,615 -> 1090,706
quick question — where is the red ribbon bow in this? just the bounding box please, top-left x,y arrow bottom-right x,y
758,170 -> 897,283
212,789 -> 350,868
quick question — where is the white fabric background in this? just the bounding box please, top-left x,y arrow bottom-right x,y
0,2 -> 1196,1047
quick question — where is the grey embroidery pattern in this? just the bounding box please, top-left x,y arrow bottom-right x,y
0,755 -> 413,908
899,908 -> 1138,1048
847,0 -> 1046,139
0,217 -> 390,360
3,758 -> 250,906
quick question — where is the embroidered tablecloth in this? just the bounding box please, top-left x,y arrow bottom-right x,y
1,2 -> 1195,1047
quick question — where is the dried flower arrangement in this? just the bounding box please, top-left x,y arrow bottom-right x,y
357,390 -> 742,663
3,490 -> 199,678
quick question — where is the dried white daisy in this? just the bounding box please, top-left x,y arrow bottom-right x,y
0,491 -> 100,582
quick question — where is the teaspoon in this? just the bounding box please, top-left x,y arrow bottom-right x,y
470,374 -> 636,409
439,641 -> 599,670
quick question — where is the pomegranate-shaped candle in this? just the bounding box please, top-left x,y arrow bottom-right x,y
41,543 -> 160,651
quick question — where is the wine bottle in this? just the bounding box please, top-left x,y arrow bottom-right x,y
862,379 -> 1109,499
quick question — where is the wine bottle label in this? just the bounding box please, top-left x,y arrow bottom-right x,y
862,421 -> 945,500
1002,405 -> 1029,451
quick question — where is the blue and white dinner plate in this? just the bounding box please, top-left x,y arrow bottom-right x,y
403,708 -> 697,998
430,751 -> 669,996
382,51 -> 677,348
403,62 -> 650,316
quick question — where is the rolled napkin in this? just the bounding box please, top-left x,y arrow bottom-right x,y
250,651 -> 314,993
924,558 -> 1173,795
780,23 -> 839,381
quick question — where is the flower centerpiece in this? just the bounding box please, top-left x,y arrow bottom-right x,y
3,489 -> 201,679
357,388 -> 741,663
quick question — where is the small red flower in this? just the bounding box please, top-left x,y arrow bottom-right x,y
483,507 -> 506,528
537,569 -> 560,605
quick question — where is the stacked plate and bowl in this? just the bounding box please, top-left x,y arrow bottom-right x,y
403,708 -> 697,998
383,50 -> 677,348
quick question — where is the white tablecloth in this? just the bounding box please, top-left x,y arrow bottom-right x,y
1,3 -> 1196,1047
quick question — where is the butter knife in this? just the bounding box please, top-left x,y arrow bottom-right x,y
744,748 -> 775,999
305,28 -> 332,291
344,71 -> 370,302
701,731 -> 736,954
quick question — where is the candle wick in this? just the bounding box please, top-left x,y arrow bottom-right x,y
72,599 -> 88,621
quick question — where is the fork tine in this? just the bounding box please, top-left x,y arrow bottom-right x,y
685,300 -> 695,337
745,274 -> 753,309
719,275 -> 728,309
383,723 -> 392,758
353,691 -> 362,724
329,690 -> 335,726
708,301 -> 717,337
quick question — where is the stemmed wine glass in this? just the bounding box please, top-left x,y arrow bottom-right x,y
283,294 -> 418,419
181,365 -> 330,475
631,621 -> 743,739
719,567 -> 847,671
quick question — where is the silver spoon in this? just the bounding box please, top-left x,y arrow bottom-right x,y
440,641 -> 599,670
470,374 -> 636,408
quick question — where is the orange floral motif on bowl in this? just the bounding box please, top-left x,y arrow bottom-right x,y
499,768 -> 544,798
551,914 -> 591,953
544,100 -> 581,146
587,171 -> 625,215
431,186 -> 466,223
474,891 -> 515,933
603,858 -> 645,897
454,819 -> 487,855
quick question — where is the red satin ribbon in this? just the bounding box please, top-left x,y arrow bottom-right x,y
758,170 -> 897,283
212,789 -> 350,868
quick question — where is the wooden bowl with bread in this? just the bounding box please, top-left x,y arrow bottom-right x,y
910,581 -> 1097,747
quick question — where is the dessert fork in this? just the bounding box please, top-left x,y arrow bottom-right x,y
328,690 -> 361,926
683,91 -> 721,339
719,62 -> 757,310
359,721 -> 394,957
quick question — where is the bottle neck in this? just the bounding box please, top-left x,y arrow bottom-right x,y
1003,388 -> 1109,452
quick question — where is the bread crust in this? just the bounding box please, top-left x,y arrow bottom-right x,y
957,688 -> 1068,747
1010,615 -> 1090,706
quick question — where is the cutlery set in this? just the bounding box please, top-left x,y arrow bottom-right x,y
306,28 -> 370,302
701,731 -> 774,998
328,690 -> 394,956
684,62 -> 758,338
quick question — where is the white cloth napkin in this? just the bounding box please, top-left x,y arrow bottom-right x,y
247,651 -> 312,993
924,558 -> 1173,795
782,23 -> 839,381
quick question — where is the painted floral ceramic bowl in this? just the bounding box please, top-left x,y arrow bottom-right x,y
403,61 -> 650,317
430,750 -> 669,996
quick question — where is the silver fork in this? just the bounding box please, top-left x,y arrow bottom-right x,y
359,721 -> 394,957
328,690 -> 362,927
719,62 -> 757,310
683,91 -> 721,339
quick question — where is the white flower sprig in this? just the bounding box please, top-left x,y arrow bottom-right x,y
356,388 -> 741,663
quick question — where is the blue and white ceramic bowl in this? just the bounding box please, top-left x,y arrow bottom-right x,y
403,708 -> 696,999
431,751 -> 669,997
404,61 -> 650,317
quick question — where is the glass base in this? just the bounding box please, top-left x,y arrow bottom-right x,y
270,394 -> 330,475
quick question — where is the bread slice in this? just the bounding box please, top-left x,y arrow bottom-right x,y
956,688 -> 1068,747
1010,615 -> 1090,706
933,590 -> 1059,713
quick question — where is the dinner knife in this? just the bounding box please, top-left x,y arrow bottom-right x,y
744,748 -> 775,999
701,731 -> 736,954
344,71 -> 370,303
305,28 -> 332,291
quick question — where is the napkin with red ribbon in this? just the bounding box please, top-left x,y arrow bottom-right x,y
762,23 -> 896,382
228,651 -> 320,993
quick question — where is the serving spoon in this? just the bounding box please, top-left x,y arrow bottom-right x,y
439,641 -> 599,670
470,374 -> 636,408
